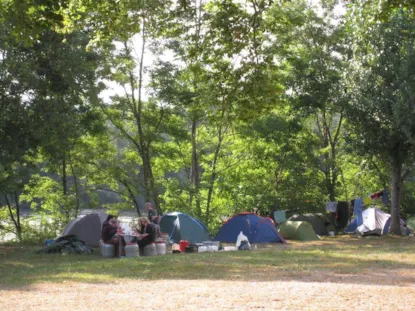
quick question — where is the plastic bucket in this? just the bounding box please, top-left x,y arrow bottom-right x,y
156,241 -> 166,255
179,240 -> 189,252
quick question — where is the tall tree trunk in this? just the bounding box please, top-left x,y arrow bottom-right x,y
205,123 -> 225,225
319,110 -> 342,202
14,192 -> 21,241
329,143 -> 337,201
62,156 -> 69,220
5,194 -> 22,241
190,119 -> 201,218
70,162 -> 80,217
321,118 -> 334,200
133,17 -> 161,214
62,157 -> 67,196
274,166 -> 283,194
390,160 -> 403,235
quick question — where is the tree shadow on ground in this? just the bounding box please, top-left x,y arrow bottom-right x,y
1,235 -> 414,290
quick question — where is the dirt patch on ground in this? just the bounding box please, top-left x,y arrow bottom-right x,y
1,236 -> 415,310
2,278 -> 414,311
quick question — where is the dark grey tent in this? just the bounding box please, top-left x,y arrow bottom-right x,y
60,212 -> 107,247
160,212 -> 210,243
288,213 -> 332,236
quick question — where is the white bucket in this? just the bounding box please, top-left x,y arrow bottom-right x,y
156,242 -> 166,255
329,231 -> 335,237
143,243 -> 157,256
125,244 -> 139,257
100,241 -> 115,258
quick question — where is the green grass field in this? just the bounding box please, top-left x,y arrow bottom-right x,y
1,235 -> 414,288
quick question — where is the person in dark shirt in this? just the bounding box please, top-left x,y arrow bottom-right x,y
102,217 -> 125,256
102,215 -> 116,239
136,216 -> 157,249
146,202 -> 158,224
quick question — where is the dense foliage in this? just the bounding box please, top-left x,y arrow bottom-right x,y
1,0 -> 415,240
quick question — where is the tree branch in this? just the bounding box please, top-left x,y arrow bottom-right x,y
332,108 -> 344,145
4,195 -> 18,230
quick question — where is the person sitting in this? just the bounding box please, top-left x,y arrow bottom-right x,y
136,216 -> 157,249
102,217 -> 126,256
102,215 -> 116,238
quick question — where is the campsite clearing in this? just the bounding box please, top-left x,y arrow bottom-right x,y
1,235 -> 414,310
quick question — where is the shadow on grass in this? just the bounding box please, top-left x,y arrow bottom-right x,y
1,236 -> 414,290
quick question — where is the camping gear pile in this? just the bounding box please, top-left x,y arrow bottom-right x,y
38,235 -> 92,254
172,240 -> 219,253
235,231 -> 251,250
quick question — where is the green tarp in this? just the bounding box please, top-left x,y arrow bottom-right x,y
279,221 -> 319,241
289,213 -> 334,236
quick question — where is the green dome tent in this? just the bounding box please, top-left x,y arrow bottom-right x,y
289,213 -> 334,236
160,212 -> 210,244
279,221 -> 319,241
407,216 -> 415,231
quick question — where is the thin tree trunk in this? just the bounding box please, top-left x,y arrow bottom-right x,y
190,119 -> 201,218
62,157 -> 67,196
62,156 -> 69,220
320,111 -> 339,201
205,124 -> 225,225
329,143 -> 337,201
70,162 -> 80,217
274,166 -> 283,194
133,17 -> 160,214
390,161 -> 403,235
14,192 -> 21,241
5,195 -> 21,241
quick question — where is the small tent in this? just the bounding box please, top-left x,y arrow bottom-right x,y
407,216 -> 415,231
60,212 -> 107,247
214,212 -> 286,243
288,213 -> 332,236
345,208 -> 409,235
159,212 -> 210,244
278,221 -> 319,241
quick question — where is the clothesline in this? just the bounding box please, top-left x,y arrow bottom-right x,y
325,189 -> 390,213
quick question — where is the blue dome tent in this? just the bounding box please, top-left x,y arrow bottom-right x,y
214,212 -> 286,243
160,212 -> 211,243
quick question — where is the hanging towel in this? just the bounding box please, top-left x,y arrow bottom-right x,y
382,189 -> 390,205
354,198 -> 363,226
336,201 -> 349,229
326,201 -> 337,213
